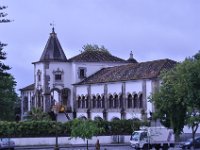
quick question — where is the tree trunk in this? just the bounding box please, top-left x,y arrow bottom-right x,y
87,139 -> 88,150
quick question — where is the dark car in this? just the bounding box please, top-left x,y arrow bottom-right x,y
0,138 -> 15,150
180,136 -> 200,149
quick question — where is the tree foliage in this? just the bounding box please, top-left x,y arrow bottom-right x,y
70,119 -> 103,150
27,108 -> 51,121
82,44 -> 110,53
150,51 -> 200,141
0,5 -> 17,121
0,6 -> 11,23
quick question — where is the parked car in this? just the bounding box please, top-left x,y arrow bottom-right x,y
0,138 -> 15,150
180,136 -> 200,149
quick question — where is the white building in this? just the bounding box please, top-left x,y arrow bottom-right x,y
20,28 -> 176,121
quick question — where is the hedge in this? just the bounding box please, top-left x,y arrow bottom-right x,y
0,120 -> 148,137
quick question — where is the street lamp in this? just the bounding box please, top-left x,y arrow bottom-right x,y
53,104 -> 59,150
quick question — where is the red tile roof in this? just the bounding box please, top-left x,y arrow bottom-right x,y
75,59 -> 177,85
68,50 -> 127,63
20,83 -> 35,91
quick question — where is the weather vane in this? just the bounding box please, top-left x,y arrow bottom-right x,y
50,21 -> 56,32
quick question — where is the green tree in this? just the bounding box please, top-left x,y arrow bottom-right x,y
0,5 -> 18,121
0,75 -> 18,121
70,119 -> 103,150
150,70 -> 187,140
82,44 -> 110,53
151,51 -> 200,142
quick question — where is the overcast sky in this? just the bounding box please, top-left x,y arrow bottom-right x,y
1,0 -> 200,93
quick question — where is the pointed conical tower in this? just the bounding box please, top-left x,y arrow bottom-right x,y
39,27 -> 67,62
33,28 -> 70,116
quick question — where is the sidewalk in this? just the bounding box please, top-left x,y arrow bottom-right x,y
15,143 -> 130,149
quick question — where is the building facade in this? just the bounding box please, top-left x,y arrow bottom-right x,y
20,28 -> 176,121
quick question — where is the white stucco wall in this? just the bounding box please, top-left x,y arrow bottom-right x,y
107,83 -> 122,95
47,62 -> 71,89
107,112 -> 121,121
12,135 -> 130,146
72,62 -> 126,84
126,80 -> 142,94
91,84 -> 104,95
76,86 -> 88,96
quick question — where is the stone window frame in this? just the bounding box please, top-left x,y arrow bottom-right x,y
53,68 -> 64,83
37,70 -> 42,82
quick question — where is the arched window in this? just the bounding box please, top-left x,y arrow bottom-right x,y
97,95 -> 101,108
82,96 -> 85,108
139,94 -> 143,108
112,117 -> 120,121
79,116 -> 87,120
94,116 -> 103,121
127,94 -> 132,108
109,95 -> 113,108
133,94 -> 138,108
92,96 -> 96,108
114,94 -> 118,108
77,96 -> 81,108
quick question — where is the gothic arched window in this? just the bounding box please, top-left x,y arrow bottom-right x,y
97,95 -> 101,108
139,94 -> 143,108
114,94 -> 118,108
82,96 -> 85,108
92,96 -> 96,108
133,94 -> 138,108
109,95 -> 113,108
77,96 -> 81,108
127,94 -> 132,108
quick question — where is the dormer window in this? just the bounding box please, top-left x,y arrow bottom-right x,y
78,67 -> 86,79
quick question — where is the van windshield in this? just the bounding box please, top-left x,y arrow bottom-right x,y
131,132 -> 140,141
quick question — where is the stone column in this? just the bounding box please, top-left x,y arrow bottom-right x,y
142,80 -> 147,110
87,85 -> 91,109
103,84 -> 108,120
122,82 -> 126,109
104,84 -> 108,109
